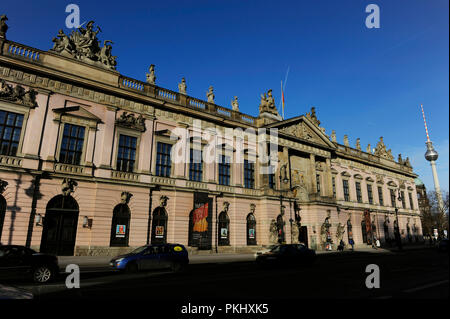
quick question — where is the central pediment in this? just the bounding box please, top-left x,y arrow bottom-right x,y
263,115 -> 336,149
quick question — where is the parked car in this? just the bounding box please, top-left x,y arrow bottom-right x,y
437,239 -> 449,253
254,245 -> 278,258
110,243 -> 189,273
256,244 -> 316,267
0,245 -> 59,283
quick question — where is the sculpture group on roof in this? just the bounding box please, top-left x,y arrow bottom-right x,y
50,21 -> 117,70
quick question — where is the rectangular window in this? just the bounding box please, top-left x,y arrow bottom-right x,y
0,110 -> 24,156
378,186 -> 384,206
355,181 -> 362,203
409,192 -> 414,210
316,174 -> 321,194
156,142 -> 172,177
117,134 -> 137,172
390,189 -> 396,207
59,123 -> 85,165
218,155 -> 231,186
367,184 -> 373,205
244,160 -> 255,189
332,177 -> 336,198
189,148 -> 202,182
343,180 -> 350,201
401,190 -> 406,209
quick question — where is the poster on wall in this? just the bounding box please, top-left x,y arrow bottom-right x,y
189,192 -> 213,249
155,226 -> 164,238
221,228 -> 228,239
248,228 -> 255,239
116,225 -> 126,238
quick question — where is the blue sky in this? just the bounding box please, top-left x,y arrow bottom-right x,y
2,0 -> 449,192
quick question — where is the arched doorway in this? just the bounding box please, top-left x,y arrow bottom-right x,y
0,195 -> 6,242
246,213 -> 256,245
151,207 -> 167,244
110,204 -> 131,247
218,211 -> 230,246
40,195 -> 79,256
361,220 -> 368,244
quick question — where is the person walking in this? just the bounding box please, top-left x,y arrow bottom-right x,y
349,238 -> 354,251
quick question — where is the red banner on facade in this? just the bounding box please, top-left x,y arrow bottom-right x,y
193,203 -> 208,232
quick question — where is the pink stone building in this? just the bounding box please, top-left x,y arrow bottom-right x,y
0,18 -> 422,256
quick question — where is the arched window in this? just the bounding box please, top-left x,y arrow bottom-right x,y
0,195 -> 6,242
40,195 -> 79,256
218,211 -> 230,246
151,207 -> 167,244
246,213 -> 256,245
110,204 -> 131,247
347,219 -> 353,242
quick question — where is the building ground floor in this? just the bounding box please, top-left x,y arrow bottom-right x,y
0,172 -> 423,256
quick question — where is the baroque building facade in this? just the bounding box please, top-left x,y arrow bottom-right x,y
0,17 -> 422,255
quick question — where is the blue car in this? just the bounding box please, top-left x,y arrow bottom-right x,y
110,243 -> 189,273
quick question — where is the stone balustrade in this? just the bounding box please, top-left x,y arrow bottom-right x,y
3,42 -> 41,61
0,154 -> 23,167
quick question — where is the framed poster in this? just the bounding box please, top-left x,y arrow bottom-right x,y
116,225 -> 126,238
155,226 -> 164,238
248,228 -> 255,239
221,228 -> 228,239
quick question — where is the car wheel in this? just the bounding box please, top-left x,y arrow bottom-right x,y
125,262 -> 138,274
33,265 -> 53,283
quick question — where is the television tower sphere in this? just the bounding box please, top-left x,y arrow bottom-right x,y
425,141 -> 439,162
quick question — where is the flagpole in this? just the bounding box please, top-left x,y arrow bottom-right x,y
281,80 -> 284,119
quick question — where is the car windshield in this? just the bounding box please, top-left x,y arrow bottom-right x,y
269,245 -> 282,252
130,246 -> 148,254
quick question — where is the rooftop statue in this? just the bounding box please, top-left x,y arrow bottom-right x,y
50,21 -> 117,70
178,77 -> 187,94
305,107 -> 320,127
330,130 -> 337,143
207,86 -> 215,103
355,138 -> 361,150
146,65 -> 156,84
231,96 -> 239,111
0,14 -> 8,39
374,136 -> 394,161
259,89 -> 279,117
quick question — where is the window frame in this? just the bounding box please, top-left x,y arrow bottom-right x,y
0,101 -> 31,158
244,159 -> 255,189
343,179 -> 350,201
57,123 -> 86,166
367,184 -> 374,205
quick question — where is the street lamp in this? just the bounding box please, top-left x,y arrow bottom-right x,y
394,188 -> 403,251
278,164 -> 289,244
215,192 -> 224,253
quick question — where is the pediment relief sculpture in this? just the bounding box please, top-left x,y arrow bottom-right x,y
0,80 -> 38,108
61,178 -> 77,196
374,137 -> 394,161
50,21 -> 117,70
120,191 -> 133,204
279,122 -> 316,142
116,111 -> 146,132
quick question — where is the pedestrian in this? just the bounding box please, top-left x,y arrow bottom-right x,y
337,239 -> 345,251
349,238 -> 354,251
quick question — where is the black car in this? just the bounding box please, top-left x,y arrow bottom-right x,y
437,239 -> 449,253
110,243 -> 189,273
0,245 -> 59,283
256,244 -> 316,266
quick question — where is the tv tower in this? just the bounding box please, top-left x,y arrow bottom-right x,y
420,104 -> 444,212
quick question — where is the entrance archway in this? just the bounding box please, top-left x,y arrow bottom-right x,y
246,213 -> 256,245
110,204 -> 131,247
151,207 -> 167,244
0,195 -> 5,242
218,211 -> 230,246
40,195 -> 79,256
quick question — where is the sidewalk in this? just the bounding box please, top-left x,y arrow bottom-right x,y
57,244 -> 432,271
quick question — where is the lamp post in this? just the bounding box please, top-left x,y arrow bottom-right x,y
278,164 -> 289,244
215,192 -> 224,253
394,188 -> 403,251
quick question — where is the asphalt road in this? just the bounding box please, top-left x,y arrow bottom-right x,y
5,248 -> 449,300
